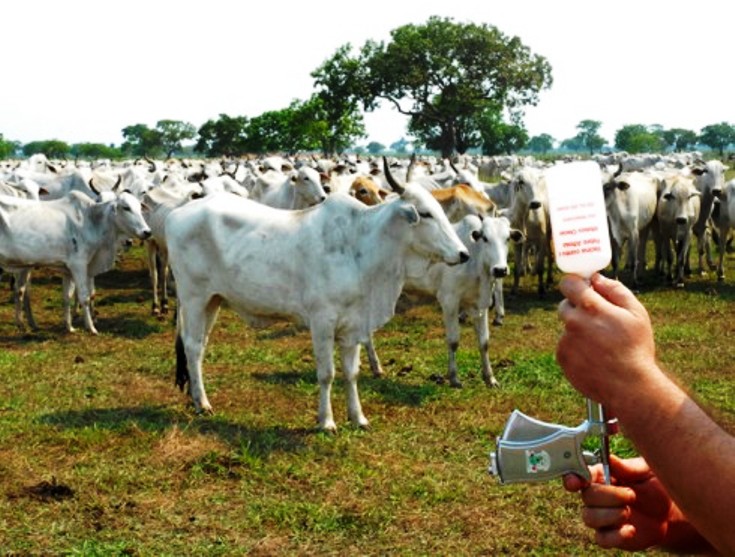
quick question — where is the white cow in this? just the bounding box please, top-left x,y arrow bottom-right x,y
603,168 -> 660,286
250,165 -> 327,209
142,178 -> 204,316
507,166 -> 553,297
0,191 -> 151,333
690,159 -> 728,275
711,179 -> 735,281
165,167 -> 469,431
364,214 -> 522,386
656,175 -> 701,287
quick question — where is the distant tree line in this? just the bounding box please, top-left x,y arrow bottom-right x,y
2,16 -> 734,160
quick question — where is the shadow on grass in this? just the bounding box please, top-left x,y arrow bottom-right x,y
38,404 -> 311,456
253,368 -> 443,407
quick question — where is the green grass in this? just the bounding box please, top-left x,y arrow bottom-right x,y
0,243 -> 733,555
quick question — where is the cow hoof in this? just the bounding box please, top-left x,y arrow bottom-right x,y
319,421 -> 337,434
484,378 -> 500,388
676,282 -> 685,289
492,317 -> 504,327
449,379 -> 463,389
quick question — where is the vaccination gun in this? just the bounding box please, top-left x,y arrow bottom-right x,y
489,400 -> 617,484
490,161 -> 617,485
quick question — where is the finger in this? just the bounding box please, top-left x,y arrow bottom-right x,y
580,483 -> 636,508
595,524 -> 638,550
562,473 -> 589,493
590,273 -> 643,313
582,505 -> 631,529
558,274 -> 590,306
608,456 -> 654,483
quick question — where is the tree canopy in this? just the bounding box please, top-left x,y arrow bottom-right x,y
315,16 -> 552,157
699,122 -> 735,156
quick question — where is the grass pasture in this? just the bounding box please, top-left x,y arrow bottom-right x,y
1,243 -> 734,556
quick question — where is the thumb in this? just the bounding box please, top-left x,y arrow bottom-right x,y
590,273 -> 641,311
608,455 -> 653,484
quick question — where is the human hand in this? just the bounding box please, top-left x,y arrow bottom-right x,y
556,273 -> 657,410
563,455 -> 680,551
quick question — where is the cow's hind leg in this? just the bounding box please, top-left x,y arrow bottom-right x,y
340,342 -> 369,429
176,295 -> 221,414
363,334 -> 384,378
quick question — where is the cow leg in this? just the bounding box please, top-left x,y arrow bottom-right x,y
717,225 -> 728,281
492,278 -> 504,326
160,251 -> 170,315
146,240 -> 161,316
311,325 -> 337,432
363,334 -> 384,378
442,303 -> 463,388
68,269 -> 97,335
62,275 -> 76,332
473,308 -> 499,387
511,243 -> 523,295
340,342 -> 369,428
13,270 -> 36,330
177,297 -> 221,414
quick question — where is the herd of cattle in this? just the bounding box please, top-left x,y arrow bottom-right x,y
0,151 -> 731,430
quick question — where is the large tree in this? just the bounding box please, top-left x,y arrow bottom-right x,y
311,46 -> 367,155
575,119 -> 606,155
661,128 -> 698,152
156,119 -> 196,158
315,16 -> 552,157
121,124 -> 164,157
0,134 -> 20,159
699,122 -> 735,156
22,140 -> 70,159
614,124 -> 664,153
195,114 -> 249,157
526,133 -> 555,154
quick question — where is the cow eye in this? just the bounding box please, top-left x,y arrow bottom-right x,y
418,211 -> 433,219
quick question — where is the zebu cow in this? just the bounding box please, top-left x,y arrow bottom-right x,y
507,166 -> 553,297
250,165 -> 327,209
603,168 -> 660,286
142,179 -> 204,316
166,162 -> 469,431
349,175 -> 390,206
711,179 -> 735,281
656,175 -> 701,287
690,159 -> 728,274
364,215 -> 522,386
0,191 -> 151,333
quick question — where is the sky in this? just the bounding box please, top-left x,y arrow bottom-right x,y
2,1 -> 733,149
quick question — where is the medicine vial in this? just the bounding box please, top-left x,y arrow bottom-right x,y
546,161 -> 611,279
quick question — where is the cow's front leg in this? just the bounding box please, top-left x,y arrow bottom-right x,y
473,308 -> 499,388
442,304 -> 463,388
312,327 -> 337,432
340,342 -> 368,428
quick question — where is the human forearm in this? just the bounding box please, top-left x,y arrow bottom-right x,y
613,367 -> 734,555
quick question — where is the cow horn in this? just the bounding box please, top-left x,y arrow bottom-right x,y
112,174 -> 122,192
88,178 -> 101,196
382,156 -> 405,194
614,162 -> 623,178
449,158 -> 460,174
406,153 -> 417,183
144,155 -> 156,172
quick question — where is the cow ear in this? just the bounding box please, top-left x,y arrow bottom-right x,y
510,229 -> 526,243
616,181 -> 631,191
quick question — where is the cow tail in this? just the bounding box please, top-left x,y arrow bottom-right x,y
175,333 -> 190,392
